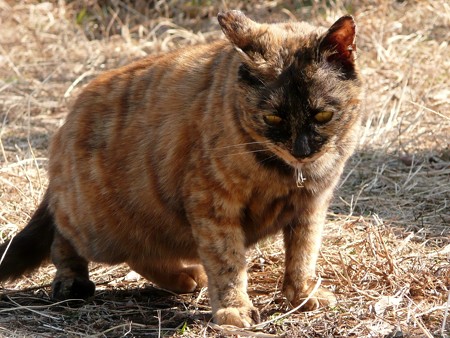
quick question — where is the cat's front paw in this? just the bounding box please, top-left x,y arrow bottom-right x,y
52,277 -> 95,300
214,306 -> 260,327
283,281 -> 336,311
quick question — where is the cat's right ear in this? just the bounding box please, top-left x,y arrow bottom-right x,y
319,16 -> 357,77
217,10 -> 263,63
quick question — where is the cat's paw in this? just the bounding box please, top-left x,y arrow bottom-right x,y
214,306 -> 260,327
283,282 -> 336,311
184,264 -> 208,289
52,277 -> 95,300
168,265 -> 208,293
173,271 -> 204,293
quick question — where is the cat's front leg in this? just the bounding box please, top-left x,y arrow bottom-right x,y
190,216 -> 260,327
282,199 -> 337,311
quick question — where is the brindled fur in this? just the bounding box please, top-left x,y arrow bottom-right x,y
0,11 -> 362,327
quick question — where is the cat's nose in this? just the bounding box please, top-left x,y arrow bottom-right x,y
292,134 -> 313,158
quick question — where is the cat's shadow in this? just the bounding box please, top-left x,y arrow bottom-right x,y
1,284 -> 282,331
1,285 -> 211,329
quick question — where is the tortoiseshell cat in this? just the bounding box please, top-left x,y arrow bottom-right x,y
0,11 -> 361,327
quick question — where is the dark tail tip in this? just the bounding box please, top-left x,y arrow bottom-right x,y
0,192 -> 55,282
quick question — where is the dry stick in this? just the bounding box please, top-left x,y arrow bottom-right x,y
194,286 -> 207,306
251,276 -> 323,330
1,283 -> 52,295
412,315 -> 434,338
429,244 -> 450,257
158,309 -> 162,338
0,236 -> 13,268
338,251 -> 353,286
408,100 -> 449,121
92,322 -> 149,338
442,290 -> 450,337
0,137 -> 7,165
0,43 -> 21,77
124,321 -> 133,337
338,249 -> 381,301
320,251 -> 349,288
208,323 -> 283,338
2,296 -> 60,320
42,323 -> 93,337
0,110 -> 9,164
375,228 -> 396,274
27,140 -> 43,196
63,70 -> 95,98
415,304 -> 450,318
0,298 -> 85,314
0,176 -> 28,200
338,157 -> 362,189
0,157 -> 48,172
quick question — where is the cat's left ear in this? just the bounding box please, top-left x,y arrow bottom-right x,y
319,16 -> 357,74
218,10 -> 264,63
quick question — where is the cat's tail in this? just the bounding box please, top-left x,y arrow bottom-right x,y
0,191 -> 55,282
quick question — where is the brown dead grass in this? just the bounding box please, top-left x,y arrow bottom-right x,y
0,0 -> 449,337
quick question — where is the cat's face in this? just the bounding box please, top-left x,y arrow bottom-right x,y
219,12 -> 362,171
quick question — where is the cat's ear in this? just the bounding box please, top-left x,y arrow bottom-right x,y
319,15 -> 357,74
218,10 -> 264,62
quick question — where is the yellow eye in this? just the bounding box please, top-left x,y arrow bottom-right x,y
264,115 -> 282,126
314,111 -> 334,123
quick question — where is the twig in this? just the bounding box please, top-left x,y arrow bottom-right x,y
208,323 -> 283,337
408,100 -> 449,121
3,296 -> 60,320
91,322 -> 149,337
252,276 -> 323,330
0,236 -> 13,268
412,315 -> 434,338
63,70 -> 95,98
442,290 -> 450,337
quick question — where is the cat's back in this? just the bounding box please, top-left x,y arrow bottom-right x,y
64,39 -> 230,127
50,39 -> 234,175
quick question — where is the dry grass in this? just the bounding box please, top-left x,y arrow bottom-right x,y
0,0 -> 449,337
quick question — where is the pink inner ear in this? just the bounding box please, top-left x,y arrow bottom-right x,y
320,16 -> 356,65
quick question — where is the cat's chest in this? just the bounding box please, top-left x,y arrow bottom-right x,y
241,187 -> 302,246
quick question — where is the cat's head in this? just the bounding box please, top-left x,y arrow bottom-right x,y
218,11 -> 362,173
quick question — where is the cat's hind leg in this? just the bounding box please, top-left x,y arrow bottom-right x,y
129,262 -> 207,294
51,230 -> 95,300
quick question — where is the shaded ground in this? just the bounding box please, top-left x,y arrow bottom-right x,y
0,0 -> 449,337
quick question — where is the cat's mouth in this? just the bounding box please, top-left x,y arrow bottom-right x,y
292,153 -> 323,164
268,143 -> 325,167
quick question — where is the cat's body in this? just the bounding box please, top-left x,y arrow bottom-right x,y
0,11 -> 361,327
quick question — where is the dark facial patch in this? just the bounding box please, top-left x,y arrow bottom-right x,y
237,33 -> 357,171
257,57 -> 334,161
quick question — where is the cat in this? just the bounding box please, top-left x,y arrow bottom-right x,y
0,10 -> 361,327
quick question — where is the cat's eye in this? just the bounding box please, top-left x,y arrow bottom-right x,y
314,111 -> 334,123
264,115 -> 282,126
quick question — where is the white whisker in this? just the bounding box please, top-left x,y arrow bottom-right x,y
257,154 -> 278,164
208,141 -> 271,151
209,149 -> 271,158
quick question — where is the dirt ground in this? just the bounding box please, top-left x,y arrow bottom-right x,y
0,0 -> 449,337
